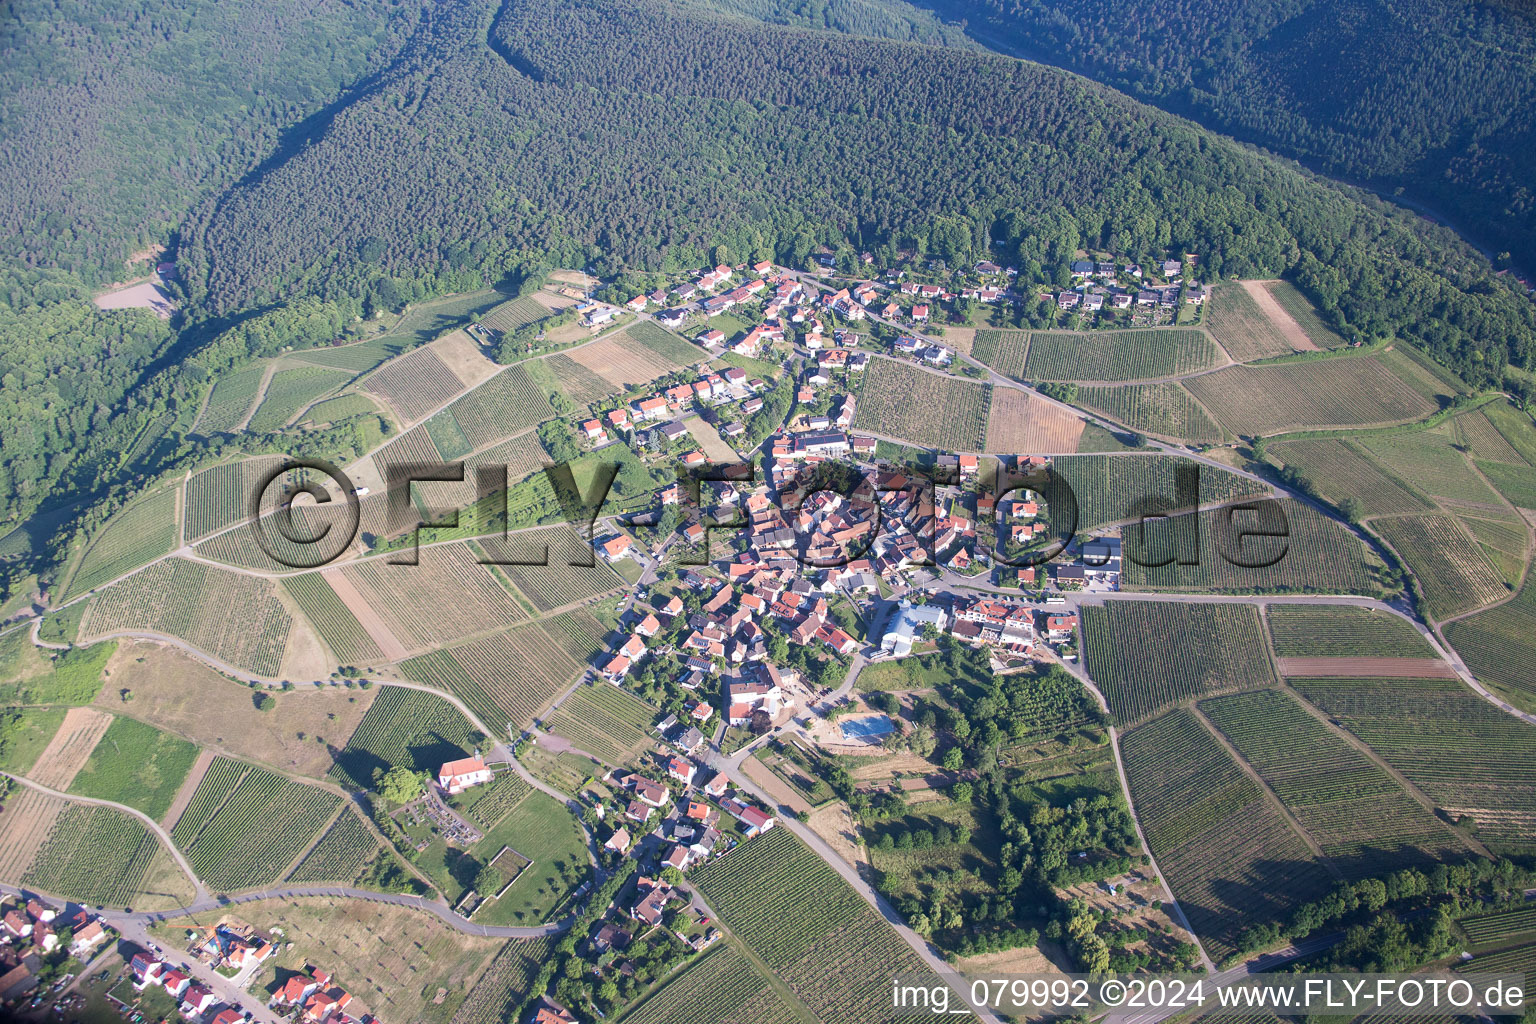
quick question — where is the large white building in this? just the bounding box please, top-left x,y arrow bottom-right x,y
880,600 -> 949,657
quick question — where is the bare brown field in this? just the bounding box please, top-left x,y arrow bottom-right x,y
985,386 -> 1085,453
27,707 -> 115,790
566,335 -> 682,388
0,788 -> 66,884
1277,657 -> 1457,678
683,416 -> 739,462
97,643 -> 376,779
952,942 -> 1072,978
1240,280 -> 1317,352
806,803 -> 867,871
530,289 -> 574,312
741,755 -> 815,817
428,330 -> 501,388
942,327 -> 975,356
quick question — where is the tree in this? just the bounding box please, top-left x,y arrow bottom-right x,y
476,862 -> 504,896
253,692 -> 275,712
941,746 -> 964,771
374,765 -> 429,804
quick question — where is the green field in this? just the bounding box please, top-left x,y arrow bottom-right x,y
300,392 -> 383,425
1082,601 -> 1276,723
330,685 -> 482,792
541,681 -> 658,765
690,826 -> 943,1022
194,363 -> 267,433
171,756 -> 343,891
1023,329 -> 1220,381
1288,677 -> 1536,852
247,366 -> 352,432
1120,709 -> 1333,960
1124,499 -> 1381,596
1199,688 -> 1464,873
616,943 -> 802,1024
0,642 -> 114,706
0,706 -> 67,773
283,572 -> 384,665
62,487 -> 179,600
1357,428 -> 1504,506
23,804 -> 162,905
853,358 -> 990,451
287,808 -> 380,883
1266,605 -> 1435,658
1074,382 -> 1221,441
1445,574 -> 1536,700
67,715 -> 199,820
469,790 -> 590,925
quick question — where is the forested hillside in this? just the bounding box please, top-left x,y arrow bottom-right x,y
912,0 -> 1536,269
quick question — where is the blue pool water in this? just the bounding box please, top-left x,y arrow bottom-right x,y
840,715 -> 895,741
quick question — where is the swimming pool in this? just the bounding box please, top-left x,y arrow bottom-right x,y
840,715 -> 895,741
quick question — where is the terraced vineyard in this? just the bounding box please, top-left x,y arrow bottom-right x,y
1074,382 -> 1221,441
363,346 -> 467,422
283,572 -> 383,664
22,805 -> 161,905
1288,677 -> 1536,852
853,358 -> 989,451
970,329 -> 1030,378
1266,605 -> 1435,658
171,756 -> 344,891
690,827 -> 941,1023
1124,499 -> 1381,596
287,809 -> 379,883
400,621 -> 587,738
62,486 -> 180,600
247,367 -> 351,432
1460,905 -> 1536,947
1081,602 -> 1276,723
617,943 -> 802,1024
329,685 -> 481,791
1051,454 -> 1264,530
1445,575 -> 1536,699
541,681 -> 657,764
81,558 -> 293,676
1183,357 -> 1436,436
1199,689 -> 1464,873
194,364 -> 267,434
1023,329 -> 1221,381
1267,438 -> 1433,517
339,542 -> 528,653
1121,709 -> 1333,960
1373,514 -> 1507,619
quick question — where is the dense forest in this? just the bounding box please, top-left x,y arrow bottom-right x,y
912,0 -> 1536,269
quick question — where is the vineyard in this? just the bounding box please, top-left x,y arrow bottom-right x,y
193,363 -> 266,434
1267,605 -> 1434,658
197,499 -> 358,573
62,485 -> 179,600
1267,438 -> 1432,517
546,354 -> 619,406
1081,602 -> 1276,723
461,431 -> 551,485
1288,677 -> 1536,852
287,809 -> 379,883
1445,574 -> 1536,699
400,621 -> 587,739
540,606 -> 614,663
1204,281 -> 1297,362
616,944 -> 801,1024
500,549 -> 623,612
1262,282 -> 1347,349
247,367 -> 352,432
438,364 -> 555,450
329,685 -> 481,791
300,393 -> 381,425
1051,454 -> 1264,530
283,572 -> 384,664
541,681 -> 657,764
1023,329 -> 1221,381
171,756 -> 344,891
364,346 -> 468,422
1199,689 -> 1464,873
67,715 -> 199,821
460,772 -> 533,829
970,329 -> 1030,378
183,456 -> 284,542
625,320 -> 704,367
1183,357 -> 1436,437
450,936 -> 556,1024
1458,941 -> 1536,975
1358,428 -> 1504,506
567,334 -> 685,389
1073,382 -> 1221,441
339,542 -> 528,653
481,297 -> 549,333
22,804 -> 160,905
1123,499 -> 1381,596
81,558 -> 293,676
1460,905 -> 1536,948
854,358 -> 990,451
690,827 -> 942,1022
1373,514 -> 1507,619
1120,709 -> 1333,960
